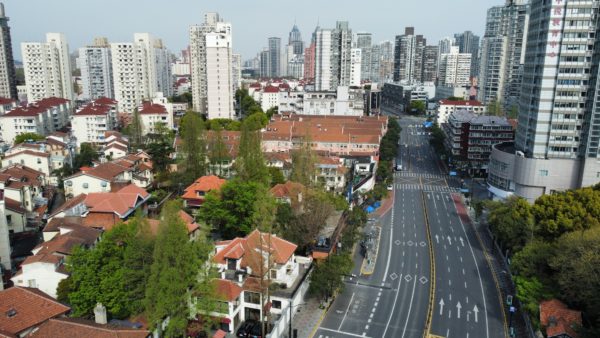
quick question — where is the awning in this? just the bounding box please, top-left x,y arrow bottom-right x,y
220,317 -> 231,324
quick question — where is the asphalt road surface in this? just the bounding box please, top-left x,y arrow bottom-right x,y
313,111 -> 506,338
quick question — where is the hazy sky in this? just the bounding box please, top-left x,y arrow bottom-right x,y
6,0 -> 502,61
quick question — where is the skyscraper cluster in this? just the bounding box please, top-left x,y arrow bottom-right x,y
392,27 -> 438,84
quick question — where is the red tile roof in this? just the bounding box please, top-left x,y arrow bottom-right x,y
213,230 -> 297,274
75,104 -> 111,116
540,299 -> 582,338
214,279 -> 243,302
4,198 -> 26,214
84,185 -> 149,217
27,318 -> 150,338
270,181 -> 304,199
0,98 -> 15,105
3,150 -> 50,160
139,103 -> 167,115
263,85 -> 279,93
0,287 -> 70,335
94,97 -> 118,105
182,176 -> 226,200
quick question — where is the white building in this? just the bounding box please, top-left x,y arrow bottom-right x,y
71,97 -> 118,146
77,37 -> 113,100
139,101 -> 173,135
21,33 -> 73,102
315,21 -> 353,91
232,53 -> 241,94
190,13 -> 235,119
437,46 -> 471,87
436,99 -> 487,124
0,97 -> 71,145
349,48 -> 362,87
111,33 -> 172,113
0,4 -> 16,100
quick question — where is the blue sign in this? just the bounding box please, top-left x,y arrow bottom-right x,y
449,171 -> 457,176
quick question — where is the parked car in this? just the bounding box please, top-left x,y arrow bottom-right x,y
247,321 -> 263,338
236,320 -> 257,337
387,184 -> 394,191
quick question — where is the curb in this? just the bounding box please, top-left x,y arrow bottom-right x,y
308,305 -> 328,338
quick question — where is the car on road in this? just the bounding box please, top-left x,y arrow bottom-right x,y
395,163 -> 403,171
387,184 -> 394,191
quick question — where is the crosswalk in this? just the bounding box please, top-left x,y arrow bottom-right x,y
395,183 -> 460,193
394,172 -> 449,179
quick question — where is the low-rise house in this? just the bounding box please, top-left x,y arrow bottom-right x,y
316,156 -> 347,194
49,184 -> 150,230
71,98 -> 118,146
11,223 -> 101,298
146,210 -> 200,241
101,132 -> 129,161
27,317 -> 150,338
270,181 -> 304,206
540,299 -> 582,338
206,230 -> 311,336
0,165 -> 48,231
0,286 -> 70,337
182,175 -> 226,208
264,152 -> 292,178
0,97 -> 71,145
64,155 -> 153,199
139,102 -> 173,135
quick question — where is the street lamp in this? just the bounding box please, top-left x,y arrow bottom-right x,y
288,302 -> 307,338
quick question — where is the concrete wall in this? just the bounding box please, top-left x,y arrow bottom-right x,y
580,158 -> 600,187
12,262 -> 67,298
512,155 -> 581,203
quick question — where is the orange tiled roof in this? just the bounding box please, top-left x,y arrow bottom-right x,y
540,299 -> 582,338
214,279 -> 243,302
27,317 -> 150,338
270,181 -> 304,199
182,175 -> 226,200
145,210 -> 198,235
0,287 -> 70,335
213,230 -> 297,274
84,185 -> 149,217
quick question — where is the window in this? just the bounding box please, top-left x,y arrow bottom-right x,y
28,279 -> 37,288
101,181 -> 107,187
83,183 -> 89,189
270,270 -> 277,279
539,170 -> 549,177
66,181 -> 72,186
272,300 -> 282,309
244,292 -> 261,304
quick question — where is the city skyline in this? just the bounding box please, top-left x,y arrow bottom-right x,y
8,0 -> 499,61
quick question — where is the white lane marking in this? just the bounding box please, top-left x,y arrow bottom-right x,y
382,191 -> 396,282
382,272 -> 404,338
439,298 -> 445,315
401,270 -> 418,338
453,200 -> 490,338
338,292 -> 355,330
319,327 -> 372,338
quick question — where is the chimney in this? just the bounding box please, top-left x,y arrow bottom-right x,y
94,303 -> 108,325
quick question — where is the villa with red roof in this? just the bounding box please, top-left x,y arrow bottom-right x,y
204,230 -> 311,335
182,175 -> 226,207
0,97 -> 71,145
138,101 -> 173,135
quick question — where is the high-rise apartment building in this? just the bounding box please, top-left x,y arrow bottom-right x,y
356,32 -> 373,82
488,0 -> 600,202
304,38 -> 316,83
349,48 -> 362,87
0,3 -> 16,100
454,31 -> 480,77
422,45 -> 439,83
22,33 -> 73,102
268,37 -> 281,78
77,37 -> 113,100
378,40 -> 394,82
232,53 -> 241,94
190,13 -> 234,119
437,46 -> 471,87
478,0 -> 529,108
285,25 -> 304,78
111,33 -> 172,113
288,24 -> 304,56
393,27 -> 427,83
315,21 -> 353,91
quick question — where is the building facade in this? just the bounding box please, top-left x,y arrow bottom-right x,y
454,30 -> 480,77
478,0 -> 529,108
488,0 -> 600,202
315,21 -> 353,91
438,46 -> 472,87
77,38 -> 113,100
0,3 -> 16,100
190,13 -> 235,119
21,33 -> 73,102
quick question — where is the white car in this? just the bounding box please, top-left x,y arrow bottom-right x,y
387,184 -> 394,191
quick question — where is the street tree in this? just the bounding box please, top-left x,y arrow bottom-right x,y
180,111 -> 207,185
146,123 -> 175,176
14,132 -> 44,144
235,119 -> 270,186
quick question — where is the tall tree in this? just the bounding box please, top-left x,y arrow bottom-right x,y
180,112 -> 207,184
290,134 -> 317,187
146,123 -> 175,176
128,108 -> 144,147
144,201 -> 199,337
487,196 -> 535,252
235,119 -> 270,186
207,124 -> 229,177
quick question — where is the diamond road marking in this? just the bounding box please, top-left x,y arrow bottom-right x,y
389,273 -> 399,280
395,240 -> 401,245
404,274 -> 413,282
420,241 -> 426,247
407,241 -> 414,246
420,276 -> 429,284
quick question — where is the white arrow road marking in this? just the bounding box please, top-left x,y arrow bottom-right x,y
457,302 -> 462,319
467,310 -> 471,322
435,234 -> 439,244
474,305 -> 479,323
447,236 -> 452,245
459,236 -> 465,247
439,298 -> 445,315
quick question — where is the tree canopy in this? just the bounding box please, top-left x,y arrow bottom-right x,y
179,112 -> 207,185
15,132 -> 44,144
235,119 -> 270,186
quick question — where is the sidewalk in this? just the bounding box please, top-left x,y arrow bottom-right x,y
360,224 -> 381,275
293,296 -> 330,338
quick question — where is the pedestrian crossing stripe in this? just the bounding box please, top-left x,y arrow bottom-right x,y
395,184 -> 460,193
